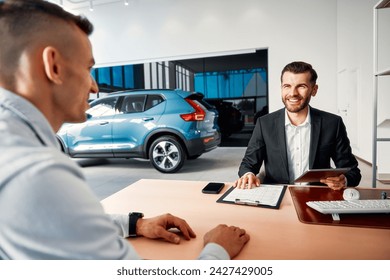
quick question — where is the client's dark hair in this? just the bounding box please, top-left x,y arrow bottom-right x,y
0,0 -> 93,35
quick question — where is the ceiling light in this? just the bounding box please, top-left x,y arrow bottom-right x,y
124,0 -> 129,6
89,0 -> 94,11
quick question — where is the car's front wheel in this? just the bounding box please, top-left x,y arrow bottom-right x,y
149,136 -> 185,173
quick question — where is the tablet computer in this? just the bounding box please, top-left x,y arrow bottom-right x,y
294,168 -> 351,183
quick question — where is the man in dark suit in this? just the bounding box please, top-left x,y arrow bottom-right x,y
235,61 -> 361,190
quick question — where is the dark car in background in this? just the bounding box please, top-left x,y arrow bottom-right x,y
205,99 -> 244,138
57,89 -> 220,173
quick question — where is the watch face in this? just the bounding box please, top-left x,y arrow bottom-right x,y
129,212 -> 144,237
131,212 -> 144,218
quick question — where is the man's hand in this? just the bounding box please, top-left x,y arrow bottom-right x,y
204,224 -> 250,259
320,174 -> 347,190
136,213 -> 196,244
234,173 -> 260,189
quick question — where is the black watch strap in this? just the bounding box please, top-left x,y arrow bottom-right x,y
128,212 -> 144,237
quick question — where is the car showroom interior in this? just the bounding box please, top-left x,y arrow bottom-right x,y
53,0 -> 390,201
1,0 -> 389,267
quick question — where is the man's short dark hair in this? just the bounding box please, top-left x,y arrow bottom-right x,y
281,61 -> 318,85
0,0 -> 93,36
0,0 -> 94,85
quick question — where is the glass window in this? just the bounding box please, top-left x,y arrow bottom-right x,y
124,65 -> 135,89
194,68 -> 267,99
97,68 -> 111,85
119,95 -> 146,114
145,94 -> 165,111
112,66 -> 123,88
87,97 -> 119,117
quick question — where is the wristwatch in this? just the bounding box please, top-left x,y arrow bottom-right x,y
128,212 -> 144,237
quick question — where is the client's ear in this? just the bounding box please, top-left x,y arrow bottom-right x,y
42,46 -> 63,85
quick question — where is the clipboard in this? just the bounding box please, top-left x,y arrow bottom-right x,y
217,184 -> 287,209
294,167 -> 351,183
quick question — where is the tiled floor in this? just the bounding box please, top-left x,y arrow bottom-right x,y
77,147 -> 389,200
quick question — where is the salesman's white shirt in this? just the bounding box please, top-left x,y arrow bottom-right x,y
284,108 -> 311,184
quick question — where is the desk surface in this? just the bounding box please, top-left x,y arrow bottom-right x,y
101,179 -> 390,260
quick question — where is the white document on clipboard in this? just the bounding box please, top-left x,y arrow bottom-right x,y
219,184 -> 286,208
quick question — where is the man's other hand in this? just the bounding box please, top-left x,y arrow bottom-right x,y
320,174 -> 347,190
204,224 -> 250,259
234,173 -> 260,189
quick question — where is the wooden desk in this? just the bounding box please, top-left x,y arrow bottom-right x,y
101,179 -> 390,260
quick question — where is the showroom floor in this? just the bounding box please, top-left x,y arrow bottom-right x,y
77,146 -> 388,200
77,147 -> 245,200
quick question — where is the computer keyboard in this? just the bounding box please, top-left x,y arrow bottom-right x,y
306,199 -> 390,215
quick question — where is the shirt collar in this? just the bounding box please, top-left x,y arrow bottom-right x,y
0,87 -> 59,147
284,106 -> 311,127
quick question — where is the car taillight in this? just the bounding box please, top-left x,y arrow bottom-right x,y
180,98 -> 205,121
203,137 -> 214,143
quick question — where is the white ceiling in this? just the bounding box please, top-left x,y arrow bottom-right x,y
49,0 -> 128,10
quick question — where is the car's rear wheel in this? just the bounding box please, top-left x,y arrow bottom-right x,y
149,136 -> 185,173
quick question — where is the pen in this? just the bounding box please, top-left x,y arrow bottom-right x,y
235,198 -> 260,206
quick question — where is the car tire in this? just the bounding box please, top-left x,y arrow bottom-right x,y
149,136 -> 185,173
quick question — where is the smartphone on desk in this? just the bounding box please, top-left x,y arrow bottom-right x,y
202,182 -> 225,194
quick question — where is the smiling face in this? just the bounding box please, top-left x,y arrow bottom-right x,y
54,25 -> 98,124
281,71 -> 318,116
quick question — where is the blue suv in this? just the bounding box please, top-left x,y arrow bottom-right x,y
57,89 -> 221,173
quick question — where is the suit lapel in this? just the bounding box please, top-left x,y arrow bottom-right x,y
309,108 -> 321,168
275,110 -> 289,178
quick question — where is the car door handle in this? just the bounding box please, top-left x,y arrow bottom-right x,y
99,121 -> 109,125
142,117 -> 154,121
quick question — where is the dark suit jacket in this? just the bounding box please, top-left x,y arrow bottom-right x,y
238,107 -> 361,186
